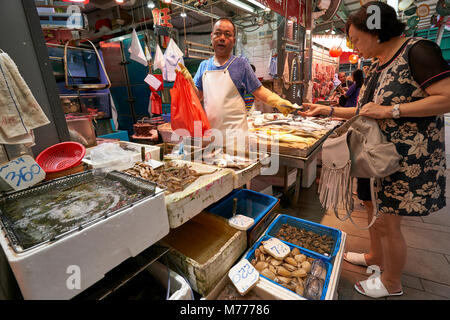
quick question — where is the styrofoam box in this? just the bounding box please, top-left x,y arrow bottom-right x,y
301,156 -> 317,188
165,160 -> 234,228
82,142 -> 160,167
203,272 -> 297,300
147,261 -> 193,300
252,168 -> 297,188
161,212 -> 247,296
236,231 -> 346,300
0,190 -> 169,300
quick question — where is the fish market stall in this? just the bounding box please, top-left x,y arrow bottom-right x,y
0,170 -> 169,300
206,213 -> 346,300
248,113 -> 342,201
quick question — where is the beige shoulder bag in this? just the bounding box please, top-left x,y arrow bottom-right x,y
319,115 -> 402,229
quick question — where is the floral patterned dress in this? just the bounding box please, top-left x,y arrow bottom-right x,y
357,38 -> 446,216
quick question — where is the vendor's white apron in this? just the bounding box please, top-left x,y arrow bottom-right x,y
202,57 -> 248,137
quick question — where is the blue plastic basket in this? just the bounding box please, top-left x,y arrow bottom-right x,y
207,189 -> 278,232
245,235 -> 332,300
265,214 -> 342,262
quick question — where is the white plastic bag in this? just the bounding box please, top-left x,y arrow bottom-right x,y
89,143 -> 135,171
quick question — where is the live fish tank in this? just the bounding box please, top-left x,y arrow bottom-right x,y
0,170 -> 157,253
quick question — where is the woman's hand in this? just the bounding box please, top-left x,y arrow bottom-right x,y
359,102 -> 392,119
298,103 -> 328,117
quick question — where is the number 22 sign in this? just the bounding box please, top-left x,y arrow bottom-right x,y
0,155 -> 45,191
228,259 -> 259,296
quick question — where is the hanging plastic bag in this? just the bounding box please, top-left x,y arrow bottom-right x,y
170,72 -> 210,137
151,91 -> 162,115
128,29 -> 147,66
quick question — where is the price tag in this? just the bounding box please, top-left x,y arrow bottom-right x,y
228,215 -> 255,231
263,237 -> 290,260
144,74 -> 162,91
0,155 -> 45,191
228,259 -> 259,296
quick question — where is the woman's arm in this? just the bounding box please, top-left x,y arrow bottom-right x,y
359,77 -> 450,119
299,103 -> 357,119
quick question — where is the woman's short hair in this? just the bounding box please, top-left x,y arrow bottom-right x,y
345,1 -> 406,43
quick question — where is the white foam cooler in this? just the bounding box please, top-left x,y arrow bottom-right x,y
0,189 -> 169,300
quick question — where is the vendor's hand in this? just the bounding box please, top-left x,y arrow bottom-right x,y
266,94 -> 294,116
298,103 -> 328,117
176,62 -> 195,87
359,102 -> 392,119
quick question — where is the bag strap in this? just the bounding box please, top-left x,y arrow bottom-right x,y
333,178 -> 380,230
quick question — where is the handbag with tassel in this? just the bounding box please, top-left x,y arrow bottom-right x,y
318,115 -> 402,229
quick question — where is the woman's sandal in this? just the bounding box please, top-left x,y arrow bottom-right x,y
344,252 -> 384,271
343,252 -> 368,267
354,276 -> 403,298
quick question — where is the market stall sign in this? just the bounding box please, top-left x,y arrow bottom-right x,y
228,214 -> 255,231
0,155 -> 45,191
263,237 -> 290,260
228,259 -> 259,295
152,8 -> 173,28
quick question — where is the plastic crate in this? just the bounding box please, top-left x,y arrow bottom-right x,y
245,235 -> 332,300
207,189 -> 278,232
265,214 -> 342,261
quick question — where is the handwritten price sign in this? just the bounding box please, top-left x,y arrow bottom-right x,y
228,215 -> 255,231
263,237 -> 291,260
0,155 -> 45,191
228,259 -> 259,296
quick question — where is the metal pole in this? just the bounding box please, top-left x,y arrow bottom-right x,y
303,0 -> 313,103
436,16 -> 449,46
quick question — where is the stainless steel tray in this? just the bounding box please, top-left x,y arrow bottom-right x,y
0,170 -> 158,253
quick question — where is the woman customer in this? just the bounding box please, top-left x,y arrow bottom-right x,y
342,69 -> 364,107
299,1 -> 450,299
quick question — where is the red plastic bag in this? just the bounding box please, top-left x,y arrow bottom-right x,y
151,92 -> 162,115
170,72 -> 211,137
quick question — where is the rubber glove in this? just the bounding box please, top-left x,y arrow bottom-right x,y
176,62 -> 195,88
265,92 -> 294,116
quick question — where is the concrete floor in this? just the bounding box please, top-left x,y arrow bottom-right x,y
275,116 -> 450,300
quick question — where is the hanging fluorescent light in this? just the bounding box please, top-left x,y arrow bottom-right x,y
147,0 -> 155,8
180,11 -> 187,18
163,0 -> 172,4
115,0 -> 124,3
62,0 -> 89,3
227,0 -> 255,13
246,0 -> 267,10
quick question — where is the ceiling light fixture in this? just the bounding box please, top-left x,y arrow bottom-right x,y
115,0 -> 124,4
246,0 -> 268,11
226,0 -> 255,13
181,11 -> 187,18
62,0 -> 89,3
147,0 -> 155,8
163,0 -> 172,4
171,0 -> 221,19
